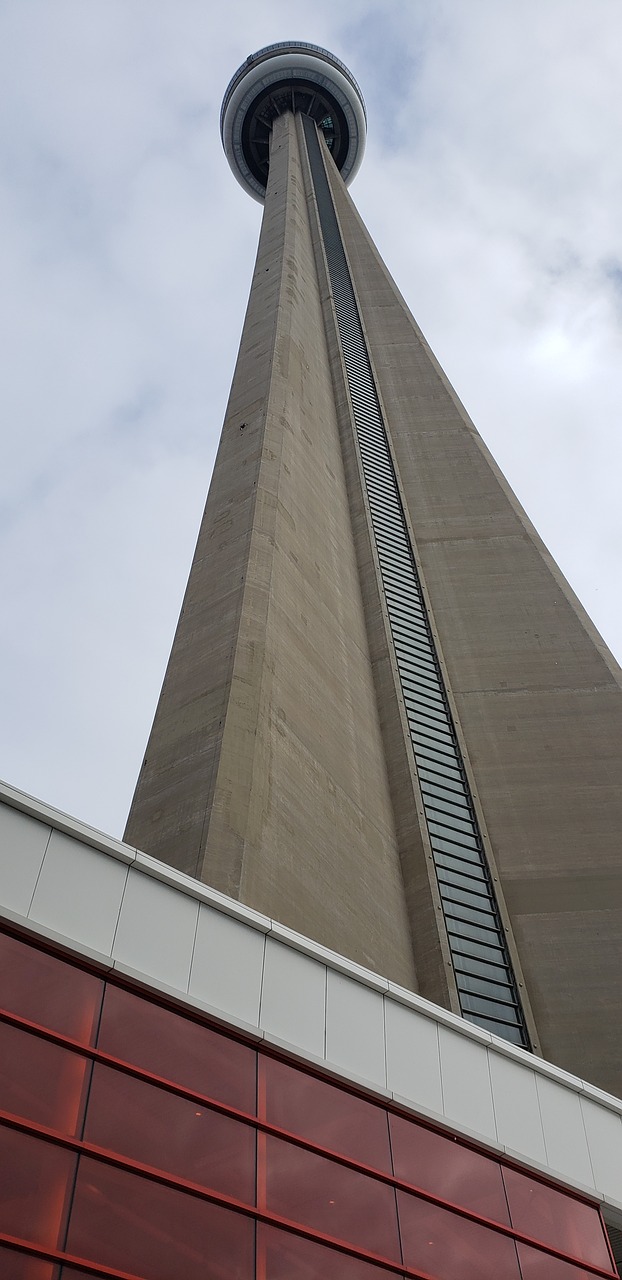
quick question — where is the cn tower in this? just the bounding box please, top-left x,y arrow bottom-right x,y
1,41 -> 622,1279
124,41 -> 622,1093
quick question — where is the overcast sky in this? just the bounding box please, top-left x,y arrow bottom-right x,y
1,0 -> 621,839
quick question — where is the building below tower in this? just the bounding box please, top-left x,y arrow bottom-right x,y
1,779 -> 621,1278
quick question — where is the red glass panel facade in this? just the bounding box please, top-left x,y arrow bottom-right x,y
0,932 -> 101,1041
397,1190 -> 520,1279
0,1021 -> 90,1135
84,1062 -> 256,1202
258,1225 -> 403,1279
390,1111 -> 510,1223
0,1246 -> 58,1280
264,1134 -> 400,1261
504,1167 -> 614,1270
0,926 -> 617,1280
97,984 -> 255,1113
517,1243 -> 609,1279
0,1125 -> 76,1248
261,1056 -> 392,1170
66,1157 -> 255,1280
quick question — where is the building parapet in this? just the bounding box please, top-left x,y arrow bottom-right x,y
1,776 -> 621,1226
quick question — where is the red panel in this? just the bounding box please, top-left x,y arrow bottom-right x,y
265,1135 -> 400,1263
58,1272 -> 133,1279
0,1125 -> 76,1248
58,1273 -> 98,1279
58,1273 -> 110,1279
517,1242 -> 614,1278
59,1269 -> 141,1279
0,1021 -> 90,1135
58,1271 -> 140,1280
66,1156 -> 255,1280
259,1224 -> 403,1279
0,932 -> 102,1042
57,1273 -> 103,1279
260,1057 -> 391,1171
397,1190 -> 521,1280
504,1168 -> 612,1270
97,985 -> 256,1113
84,1062 -> 255,1202
59,1273 -> 136,1279
389,1114 -> 510,1224
0,1245 -> 59,1279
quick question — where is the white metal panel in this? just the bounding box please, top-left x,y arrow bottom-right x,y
580,1096 -> 622,1201
488,1050 -> 547,1165
326,969 -> 386,1088
385,996 -> 442,1114
29,828 -> 128,955
438,1024 -> 497,1142
536,1074 -> 595,1188
112,866 -> 199,993
0,803 -> 50,914
261,936 -> 326,1058
189,901 -> 265,1025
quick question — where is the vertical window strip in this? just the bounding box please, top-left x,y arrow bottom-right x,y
302,116 -> 529,1050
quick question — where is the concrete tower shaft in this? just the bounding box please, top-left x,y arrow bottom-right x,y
125,108 -> 417,989
125,51 -> 622,1095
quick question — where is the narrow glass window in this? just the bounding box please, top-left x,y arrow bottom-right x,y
425,808 -> 478,838
447,921 -> 507,952
419,764 -> 466,793
438,874 -> 493,906
303,114 -> 529,1051
460,992 -> 521,1021
469,1016 -> 528,1045
420,782 -> 473,814
456,971 -> 518,1003
444,911 -> 504,945
453,949 -> 513,982
428,822 -> 481,850
436,851 -> 490,882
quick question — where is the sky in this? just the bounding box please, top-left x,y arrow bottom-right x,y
1,0 -> 621,840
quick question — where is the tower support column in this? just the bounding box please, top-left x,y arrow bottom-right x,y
125,111 -> 418,988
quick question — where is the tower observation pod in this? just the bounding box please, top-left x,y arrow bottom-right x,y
124,42 -> 622,1103
220,41 -> 367,200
